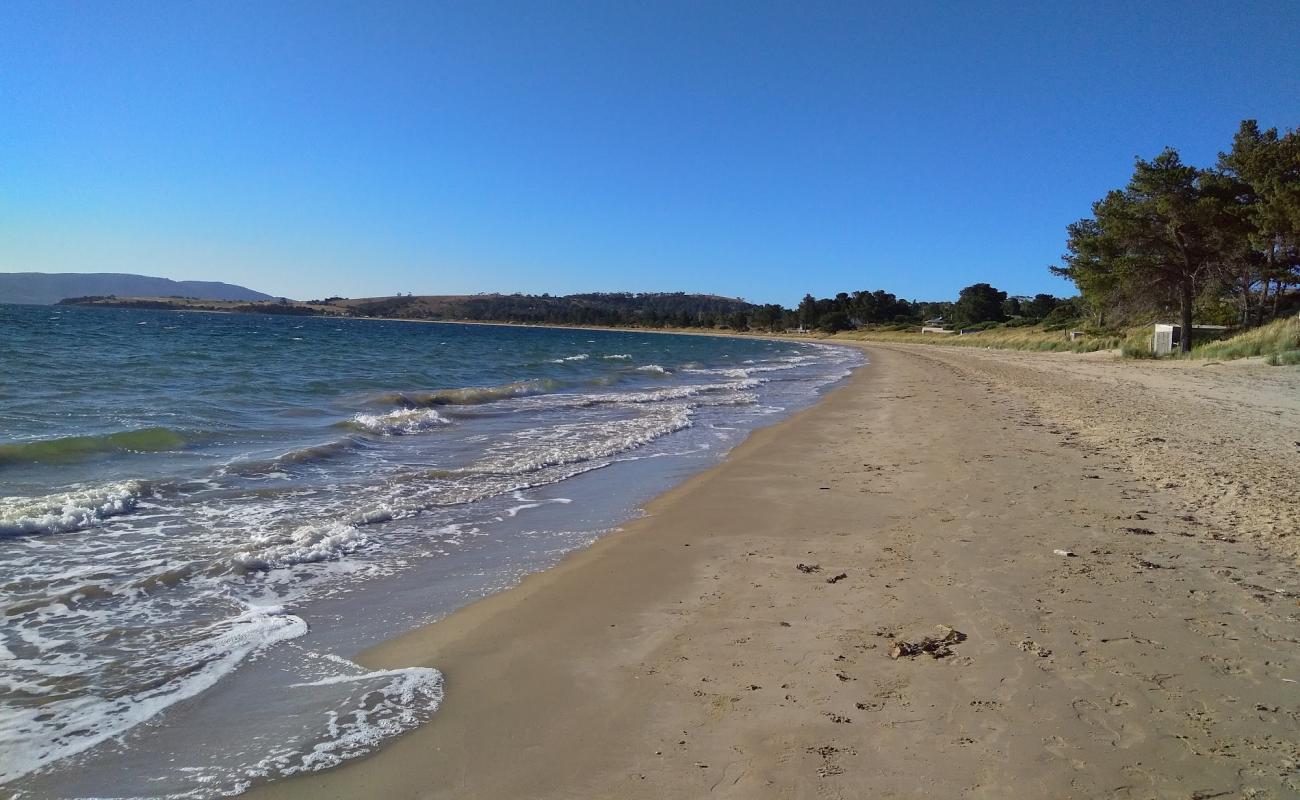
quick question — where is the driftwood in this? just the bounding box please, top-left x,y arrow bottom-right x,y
796,563 -> 822,573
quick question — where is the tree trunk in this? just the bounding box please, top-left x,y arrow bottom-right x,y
1179,279 -> 1194,353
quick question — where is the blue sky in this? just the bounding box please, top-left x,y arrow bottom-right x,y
3,1 -> 1298,305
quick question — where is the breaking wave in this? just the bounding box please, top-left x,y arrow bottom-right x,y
0,481 -> 146,537
346,408 -> 451,435
373,379 -> 564,407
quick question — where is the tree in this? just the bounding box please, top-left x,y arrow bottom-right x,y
796,294 -> 818,329
951,283 -> 1007,326
817,311 -> 852,333
1052,149 -> 1243,352
1216,120 -> 1300,324
1024,293 -> 1061,319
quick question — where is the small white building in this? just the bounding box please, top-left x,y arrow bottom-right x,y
1152,323 -> 1230,355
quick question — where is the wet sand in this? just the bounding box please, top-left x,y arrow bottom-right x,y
251,343 -> 1299,799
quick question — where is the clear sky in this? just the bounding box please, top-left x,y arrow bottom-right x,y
3,1 -> 1298,305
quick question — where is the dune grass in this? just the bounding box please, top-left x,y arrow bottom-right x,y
1190,316 -> 1300,361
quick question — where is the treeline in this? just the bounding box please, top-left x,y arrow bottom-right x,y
1052,119 -> 1299,352
405,289 -> 1068,333
787,287 -> 1069,333
348,292 -> 760,328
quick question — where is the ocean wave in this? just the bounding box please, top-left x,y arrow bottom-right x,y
0,604 -> 308,784
635,364 -> 669,375
602,354 -> 631,360
220,438 -> 359,477
547,354 -> 589,363
0,481 -> 145,537
373,378 -> 563,407
0,427 -> 186,466
346,408 -> 451,436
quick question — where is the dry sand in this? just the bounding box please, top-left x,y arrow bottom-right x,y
251,343 -> 1299,800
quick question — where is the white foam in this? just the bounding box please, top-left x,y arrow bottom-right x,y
233,522 -> 369,571
548,354 -> 589,363
635,364 -> 669,374
0,604 -> 308,783
474,404 -> 694,476
602,354 -> 631,360
251,664 -> 444,778
0,481 -> 144,537
349,408 -> 451,435
576,379 -> 760,406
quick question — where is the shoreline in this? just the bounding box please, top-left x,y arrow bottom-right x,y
249,342 -> 1299,799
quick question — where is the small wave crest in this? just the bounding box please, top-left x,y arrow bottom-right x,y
572,379 -> 761,407
373,378 -> 563,407
0,427 -> 186,466
220,438 -> 359,477
635,364 -> 669,375
0,481 -> 145,537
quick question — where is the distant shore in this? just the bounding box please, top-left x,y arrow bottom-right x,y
249,342 -> 1299,799
56,294 -> 830,342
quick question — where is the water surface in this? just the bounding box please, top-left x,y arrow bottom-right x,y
0,304 -> 862,797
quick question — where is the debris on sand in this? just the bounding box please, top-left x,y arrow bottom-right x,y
1135,557 -> 1172,570
890,625 -> 966,660
1053,549 -> 1077,557
796,563 -> 822,573
826,572 -> 848,584
1124,527 -> 1156,536
1017,639 -> 1052,657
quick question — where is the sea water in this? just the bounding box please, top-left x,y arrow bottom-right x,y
0,304 -> 862,798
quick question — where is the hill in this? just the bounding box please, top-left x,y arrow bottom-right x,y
0,272 -> 273,305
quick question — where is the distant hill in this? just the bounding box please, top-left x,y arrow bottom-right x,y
0,272 -> 274,305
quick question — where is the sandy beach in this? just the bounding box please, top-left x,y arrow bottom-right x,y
251,343 -> 1300,799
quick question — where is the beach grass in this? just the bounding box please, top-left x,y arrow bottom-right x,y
838,325 -> 1123,353
827,316 -> 1300,364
